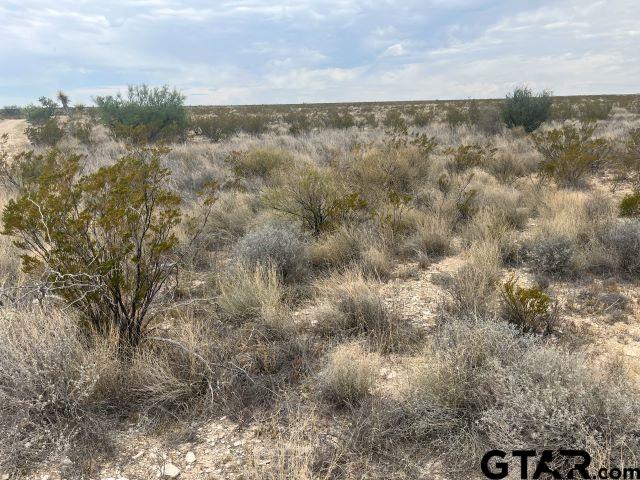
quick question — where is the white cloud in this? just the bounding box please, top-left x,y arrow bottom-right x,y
0,0 -> 638,105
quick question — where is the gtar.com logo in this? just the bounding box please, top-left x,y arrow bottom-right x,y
480,450 -> 640,479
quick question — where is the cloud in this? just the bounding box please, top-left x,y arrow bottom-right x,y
0,0 -> 637,105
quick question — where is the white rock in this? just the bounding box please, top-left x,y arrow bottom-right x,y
160,463 -> 181,478
185,451 -> 196,464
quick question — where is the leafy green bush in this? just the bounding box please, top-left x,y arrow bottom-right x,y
286,111 -> 315,135
382,110 -> 407,132
620,191 -> 640,217
446,143 -> 497,172
23,97 -> 58,124
533,122 -> 609,186
324,109 -> 356,129
191,111 -> 270,141
1,146 -> 210,349
619,127 -> 640,187
579,100 -> 613,121
411,109 -> 432,127
444,105 -> 467,127
0,105 -> 22,119
500,275 -> 557,334
95,85 -> 188,143
501,86 -> 552,133
25,118 -> 65,146
263,167 -> 366,235
226,148 -> 292,178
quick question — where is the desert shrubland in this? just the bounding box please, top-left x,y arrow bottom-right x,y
1,91 -> 640,478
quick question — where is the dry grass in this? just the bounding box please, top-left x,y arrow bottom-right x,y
216,263 -> 284,324
318,343 -> 378,406
2,99 -> 640,478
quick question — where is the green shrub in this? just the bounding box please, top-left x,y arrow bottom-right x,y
446,143 -> 497,172
0,105 -> 22,119
226,148 -> 292,178
501,86 -> 552,133
527,234 -> 574,276
444,105 -> 467,127
1,146 -> 209,349
620,191 -> 640,217
263,167 -> 366,236
25,118 -> 65,146
500,275 -> 557,334
191,111 -> 269,141
382,110 -> 407,132
411,109 -> 433,127
619,128 -> 640,187
579,100 -> 613,121
23,97 -> 58,124
95,85 -> 188,143
286,111 -> 315,135
533,122 -> 609,186
324,109 -> 356,129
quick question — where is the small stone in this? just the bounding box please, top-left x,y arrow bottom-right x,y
132,450 -> 145,460
232,440 -> 243,447
2,474 -> 9,480
160,463 -> 181,478
185,451 -> 196,464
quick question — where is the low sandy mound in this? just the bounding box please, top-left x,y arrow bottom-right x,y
0,119 -> 28,153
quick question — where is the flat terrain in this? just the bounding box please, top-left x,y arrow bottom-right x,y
1,95 -> 640,479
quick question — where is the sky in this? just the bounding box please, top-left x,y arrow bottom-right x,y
0,0 -> 638,106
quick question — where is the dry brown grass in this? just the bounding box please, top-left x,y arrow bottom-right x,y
2,101 -> 640,478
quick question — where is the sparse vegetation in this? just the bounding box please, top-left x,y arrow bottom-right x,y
1,90 -> 640,478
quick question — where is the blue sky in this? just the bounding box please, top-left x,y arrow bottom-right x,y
0,0 -> 638,105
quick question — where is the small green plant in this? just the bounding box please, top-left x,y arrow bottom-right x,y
263,167 -> 366,235
444,105 -> 467,127
620,191 -> 640,217
383,109 -> 407,133
579,100 -> 612,121
533,122 -> 609,186
619,128 -> 640,187
501,275 -> 557,334
225,148 -> 292,178
95,85 -> 188,143
191,111 -> 270,141
411,109 -> 433,127
446,143 -> 497,172
1,146 -> 214,349
286,111 -> 315,135
502,86 -> 552,133
25,118 -> 65,146
0,105 -> 22,119
377,190 -> 412,237
324,109 -> 356,129
23,97 -> 58,124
